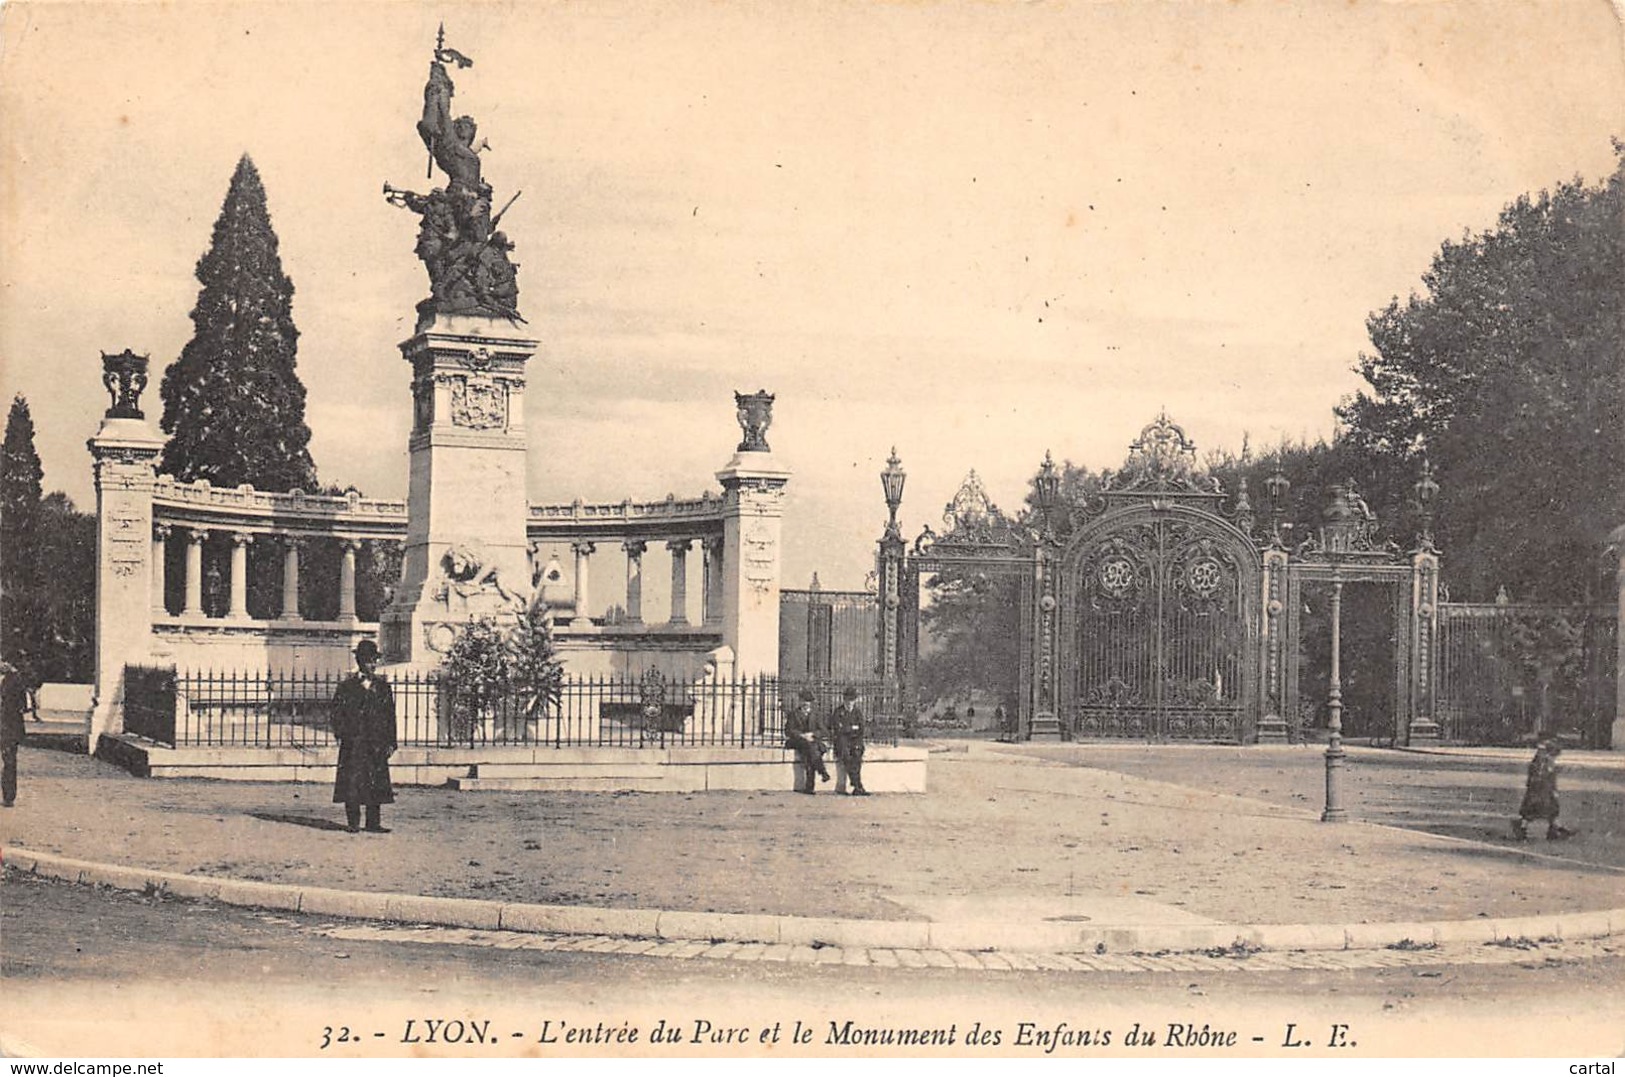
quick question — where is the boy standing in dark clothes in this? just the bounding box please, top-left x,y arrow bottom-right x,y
1512,739 -> 1572,841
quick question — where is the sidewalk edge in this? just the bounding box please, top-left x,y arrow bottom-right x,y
5,845 -> 1620,957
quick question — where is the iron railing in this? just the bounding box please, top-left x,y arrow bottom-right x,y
159,668 -> 900,750
122,665 -> 178,746
1435,603 -> 1615,747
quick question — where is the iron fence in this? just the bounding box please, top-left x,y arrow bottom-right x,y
159,668 -> 900,750
1435,603 -> 1615,747
123,665 -> 177,746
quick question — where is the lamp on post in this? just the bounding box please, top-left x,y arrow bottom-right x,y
1034,450 -> 1061,536
1414,458 -> 1439,549
880,447 -> 907,540
877,448 -> 909,696
1264,463 -> 1291,546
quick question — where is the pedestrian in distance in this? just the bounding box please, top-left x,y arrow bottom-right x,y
831,685 -> 869,796
784,687 -> 830,794
1,656 -> 30,808
331,640 -> 397,833
1511,737 -> 1573,841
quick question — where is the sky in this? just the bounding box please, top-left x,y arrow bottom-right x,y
2,0 -> 1622,592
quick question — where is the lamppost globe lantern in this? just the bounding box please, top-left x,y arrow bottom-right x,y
1264,464 -> 1291,544
880,447 -> 906,538
1264,465 -> 1290,505
1034,450 -> 1061,514
1414,457 -> 1440,546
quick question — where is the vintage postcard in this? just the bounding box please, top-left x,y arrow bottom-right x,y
1,0 -> 1623,1064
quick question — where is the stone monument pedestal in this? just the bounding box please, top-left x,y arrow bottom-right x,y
380,312 -> 538,667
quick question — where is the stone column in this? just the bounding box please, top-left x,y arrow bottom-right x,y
623,539 -> 647,625
338,539 -> 360,622
702,536 -> 724,626
666,539 -> 691,626
716,392 -> 791,676
570,540 -> 596,627
183,530 -> 206,616
280,537 -> 303,621
228,532 -> 252,620
151,524 -> 170,617
89,350 -> 167,743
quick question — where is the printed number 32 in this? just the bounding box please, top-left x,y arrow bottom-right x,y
321,1026 -> 353,1050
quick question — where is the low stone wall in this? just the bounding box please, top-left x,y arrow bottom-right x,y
95,736 -> 929,794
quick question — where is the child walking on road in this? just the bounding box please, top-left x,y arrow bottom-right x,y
1512,738 -> 1573,841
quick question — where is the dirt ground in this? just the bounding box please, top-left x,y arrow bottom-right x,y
3,742 -> 1622,926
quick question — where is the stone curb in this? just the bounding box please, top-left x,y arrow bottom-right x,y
5,844 -> 1622,958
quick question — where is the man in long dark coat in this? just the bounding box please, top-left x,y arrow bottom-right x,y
784,688 -> 830,794
831,686 -> 869,796
1,657 -> 28,808
331,640 -> 397,833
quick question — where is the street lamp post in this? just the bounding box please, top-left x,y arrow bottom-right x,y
1264,463 -> 1291,546
1323,579 -> 1347,822
880,447 -> 907,541
877,449 -> 908,716
1034,450 -> 1061,536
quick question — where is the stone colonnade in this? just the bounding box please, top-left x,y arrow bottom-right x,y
148,527 -> 370,623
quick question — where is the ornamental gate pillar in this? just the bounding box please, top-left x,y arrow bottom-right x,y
88,351 -> 167,744
1256,546 -> 1291,743
716,391 -> 790,677
1405,548 -> 1442,743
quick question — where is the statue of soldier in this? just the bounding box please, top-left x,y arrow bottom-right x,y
831,686 -> 870,796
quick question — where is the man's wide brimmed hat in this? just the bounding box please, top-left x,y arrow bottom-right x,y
843,686 -> 859,700
355,640 -> 381,659
797,688 -> 817,702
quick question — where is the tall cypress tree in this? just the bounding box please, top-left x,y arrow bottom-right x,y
159,154 -> 317,491
1,394 -> 45,664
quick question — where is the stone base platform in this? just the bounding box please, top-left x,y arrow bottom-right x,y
94,735 -> 928,794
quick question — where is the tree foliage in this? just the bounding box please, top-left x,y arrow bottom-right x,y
1339,147 -> 1625,602
159,154 -> 317,492
1,394 -> 45,667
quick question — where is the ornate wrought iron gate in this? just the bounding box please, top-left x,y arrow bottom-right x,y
1065,510 -> 1255,740
874,413 -> 1449,745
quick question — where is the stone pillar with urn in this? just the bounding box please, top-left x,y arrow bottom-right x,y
88,351 -> 167,743
716,391 -> 790,677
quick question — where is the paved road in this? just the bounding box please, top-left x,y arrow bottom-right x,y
5,875 -> 1623,1058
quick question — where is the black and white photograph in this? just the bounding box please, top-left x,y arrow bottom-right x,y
1,0 -> 1623,1063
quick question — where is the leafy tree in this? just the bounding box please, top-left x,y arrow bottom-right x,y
33,493 -> 96,682
1,395 -> 45,667
159,154 -> 317,493
1339,146 -> 1625,602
